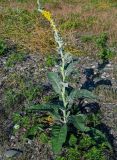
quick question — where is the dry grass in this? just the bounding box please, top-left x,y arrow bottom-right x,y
0,0 -> 117,55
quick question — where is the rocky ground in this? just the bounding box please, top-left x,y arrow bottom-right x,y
0,49 -> 117,159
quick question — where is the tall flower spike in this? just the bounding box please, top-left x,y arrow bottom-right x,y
37,1 -> 59,41
37,0 -> 68,107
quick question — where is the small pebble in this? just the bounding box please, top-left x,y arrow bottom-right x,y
4,149 -> 23,158
107,63 -> 112,67
91,65 -> 96,69
101,75 -> 106,79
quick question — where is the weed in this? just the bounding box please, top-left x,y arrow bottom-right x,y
64,148 -> 81,160
3,89 -> 21,109
11,1 -> 113,158
45,54 -> 57,67
39,132 -> 49,143
4,73 -> 42,110
56,132 -> 111,160
79,134 -> 96,149
5,51 -> 27,67
81,33 -> 116,61
96,33 -> 115,61
13,112 -> 44,140
29,1 -> 99,154
26,1 -> 111,155
84,146 -> 106,160
24,86 -> 39,101
0,39 -> 6,56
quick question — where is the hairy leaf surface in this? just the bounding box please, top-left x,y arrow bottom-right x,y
68,89 -> 97,101
69,114 -> 90,132
28,104 -> 62,119
48,72 -> 62,94
65,61 -> 78,77
51,124 -> 67,153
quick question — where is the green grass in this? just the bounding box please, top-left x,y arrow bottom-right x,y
0,0 -> 117,55
5,52 -> 27,67
3,72 -> 43,110
3,89 -> 21,109
45,54 -> 57,67
0,39 -> 6,56
81,35 -> 94,42
2,9 -> 37,35
60,13 -> 97,30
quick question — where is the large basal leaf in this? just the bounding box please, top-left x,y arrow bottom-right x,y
65,61 -> 78,77
51,124 -> 67,153
29,104 -> 56,111
48,72 -> 62,94
68,89 -> 97,102
28,104 -> 62,119
67,89 -> 97,109
69,114 -> 90,132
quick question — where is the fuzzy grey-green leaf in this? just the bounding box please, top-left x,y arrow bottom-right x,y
65,61 -> 78,77
69,114 -> 90,132
51,124 -> 67,153
48,72 -> 62,94
28,104 -> 62,119
68,89 -> 97,102
64,52 -> 73,65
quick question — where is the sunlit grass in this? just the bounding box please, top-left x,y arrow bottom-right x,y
0,0 -> 117,55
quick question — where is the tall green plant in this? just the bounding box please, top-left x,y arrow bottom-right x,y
29,0 -> 97,153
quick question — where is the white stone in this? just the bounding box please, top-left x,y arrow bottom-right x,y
91,65 -> 96,69
4,149 -> 22,158
101,75 -> 106,79
107,64 -> 111,67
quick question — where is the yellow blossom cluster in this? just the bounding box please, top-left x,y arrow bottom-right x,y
41,10 -> 52,22
41,10 -> 58,33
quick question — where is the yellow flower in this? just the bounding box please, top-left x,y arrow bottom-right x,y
42,10 -> 52,22
41,10 -> 58,33
41,116 -> 54,124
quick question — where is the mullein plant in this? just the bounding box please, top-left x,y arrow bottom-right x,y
30,0 -> 97,153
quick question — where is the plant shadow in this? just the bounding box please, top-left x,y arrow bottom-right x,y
81,60 -> 112,91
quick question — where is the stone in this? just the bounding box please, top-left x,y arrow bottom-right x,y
4,149 -> 23,158
106,63 -> 112,67
0,155 -> 3,160
91,65 -> 96,69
